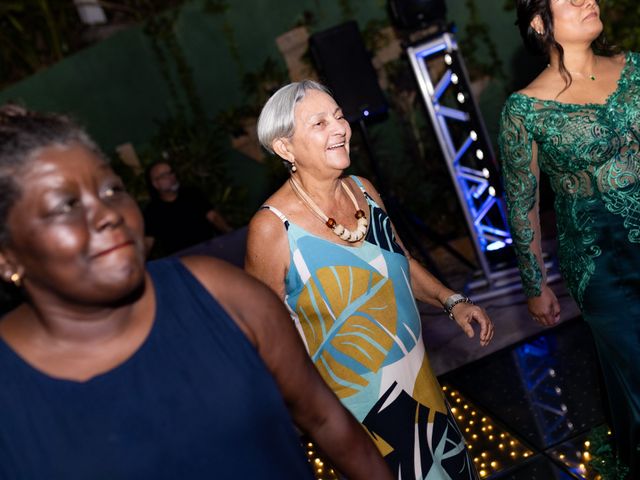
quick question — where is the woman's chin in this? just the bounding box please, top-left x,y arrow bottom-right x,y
326,152 -> 351,170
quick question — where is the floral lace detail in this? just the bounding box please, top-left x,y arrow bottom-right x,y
555,196 -> 599,306
499,52 -> 640,305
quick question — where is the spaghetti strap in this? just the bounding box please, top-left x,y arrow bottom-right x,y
349,175 -> 367,194
260,205 -> 289,228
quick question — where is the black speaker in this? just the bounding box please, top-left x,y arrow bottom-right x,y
388,0 -> 446,31
309,21 -> 388,123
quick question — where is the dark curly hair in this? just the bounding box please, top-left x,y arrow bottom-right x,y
0,104 -> 104,247
515,0 -> 613,94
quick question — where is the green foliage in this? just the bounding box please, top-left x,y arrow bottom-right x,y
338,0 -> 356,21
202,0 -> 229,15
240,57 -> 289,113
221,19 -> 244,75
599,1 -> 640,52
587,425 -> 630,480
293,10 -> 318,28
0,0 -> 189,89
460,0 -> 505,81
213,56 -> 287,142
0,0 -> 76,87
144,8 -> 206,124
136,116 -> 250,226
361,18 -> 392,52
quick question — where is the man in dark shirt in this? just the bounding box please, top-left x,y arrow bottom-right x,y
143,162 -> 232,257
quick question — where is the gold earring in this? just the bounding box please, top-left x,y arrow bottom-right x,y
9,272 -> 21,287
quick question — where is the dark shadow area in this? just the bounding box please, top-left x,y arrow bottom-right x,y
173,226 -> 248,269
507,46 -> 548,92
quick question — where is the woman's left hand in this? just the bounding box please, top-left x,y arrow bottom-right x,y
450,302 -> 494,347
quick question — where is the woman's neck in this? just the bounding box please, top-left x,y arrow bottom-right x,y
17,280 -> 149,346
291,172 -> 344,204
549,47 -> 597,76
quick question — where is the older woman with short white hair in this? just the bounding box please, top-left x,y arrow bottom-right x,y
245,80 -> 494,480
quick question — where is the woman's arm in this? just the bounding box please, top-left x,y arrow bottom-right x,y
206,209 -> 233,233
244,208 -> 289,299
183,256 -> 393,480
354,177 -> 493,346
498,96 -> 560,326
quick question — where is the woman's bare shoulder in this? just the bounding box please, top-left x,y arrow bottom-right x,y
610,52 -> 627,67
516,68 -> 557,100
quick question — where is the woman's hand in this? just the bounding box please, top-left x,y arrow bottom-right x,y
450,302 -> 494,347
527,285 -> 561,326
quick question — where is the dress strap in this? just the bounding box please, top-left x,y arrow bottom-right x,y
260,205 -> 290,228
349,175 -> 368,194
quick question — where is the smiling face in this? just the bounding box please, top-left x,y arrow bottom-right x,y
0,143 -> 146,307
546,0 -> 602,47
276,89 -> 352,177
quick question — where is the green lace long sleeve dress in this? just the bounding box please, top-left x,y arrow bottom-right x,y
499,51 -> 640,477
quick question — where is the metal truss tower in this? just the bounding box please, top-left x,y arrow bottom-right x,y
406,31 -> 557,299
514,337 -> 574,447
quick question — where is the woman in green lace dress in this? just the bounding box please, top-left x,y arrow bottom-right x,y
499,0 -> 639,477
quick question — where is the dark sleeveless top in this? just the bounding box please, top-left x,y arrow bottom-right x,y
0,258 -> 314,479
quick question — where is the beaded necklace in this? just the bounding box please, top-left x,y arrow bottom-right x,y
289,177 -> 368,243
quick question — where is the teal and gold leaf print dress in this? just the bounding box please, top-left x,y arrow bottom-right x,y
263,176 -> 477,480
499,52 -> 640,476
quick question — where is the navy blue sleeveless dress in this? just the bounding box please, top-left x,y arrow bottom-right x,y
0,258 -> 314,479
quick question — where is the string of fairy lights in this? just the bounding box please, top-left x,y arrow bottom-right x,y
443,385 -> 606,480
442,385 -> 534,478
305,440 -> 339,480
551,437 -> 607,480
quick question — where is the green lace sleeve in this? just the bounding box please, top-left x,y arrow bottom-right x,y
498,96 -> 543,297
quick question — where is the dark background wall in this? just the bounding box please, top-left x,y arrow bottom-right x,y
0,0 -> 527,212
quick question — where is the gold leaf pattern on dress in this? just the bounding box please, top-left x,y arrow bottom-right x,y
412,356 -> 447,415
297,266 -> 398,399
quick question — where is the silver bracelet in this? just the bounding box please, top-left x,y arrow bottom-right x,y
443,293 -> 473,321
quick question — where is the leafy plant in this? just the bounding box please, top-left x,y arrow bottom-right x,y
361,18 -> 392,53
599,0 -> 640,52
587,425 -> 630,480
144,7 -> 206,124
202,0 -> 229,15
0,0 -> 75,87
460,0 -> 505,81
338,0 -> 355,21
0,0 -> 191,89
240,57 -> 289,111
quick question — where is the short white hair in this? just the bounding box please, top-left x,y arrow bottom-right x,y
257,80 -> 331,154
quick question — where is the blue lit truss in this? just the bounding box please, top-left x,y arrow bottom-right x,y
514,336 -> 574,445
407,32 -> 521,296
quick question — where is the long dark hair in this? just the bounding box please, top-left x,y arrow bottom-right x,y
515,0 -> 615,94
0,104 -> 103,247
